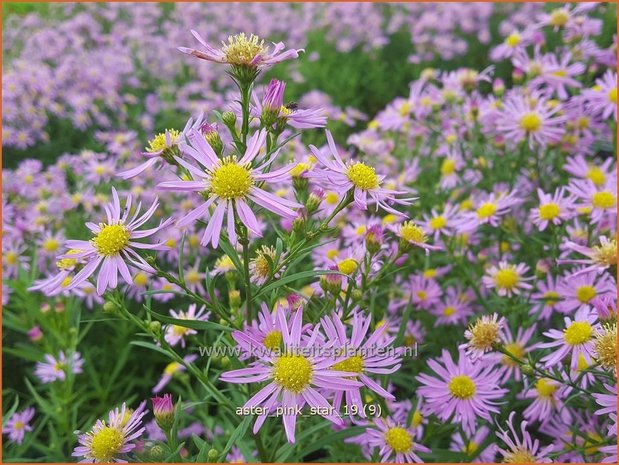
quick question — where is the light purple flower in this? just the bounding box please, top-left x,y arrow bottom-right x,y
3,407 -> 35,445
35,351 -> 84,383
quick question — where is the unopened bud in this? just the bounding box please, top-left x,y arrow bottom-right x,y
103,301 -> 119,315
207,449 -> 219,462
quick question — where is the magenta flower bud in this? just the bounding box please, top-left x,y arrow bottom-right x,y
286,293 -> 303,311
493,78 -> 505,97
395,255 -> 408,267
28,326 -> 43,342
263,79 -> 286,112
151,394 -> 175,431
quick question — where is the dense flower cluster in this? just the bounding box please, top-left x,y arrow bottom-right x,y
3,2 -> 617,464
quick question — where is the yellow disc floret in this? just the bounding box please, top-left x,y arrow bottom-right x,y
93,224 -> 130,256
337,258 -> 358,275
222,33 -> 266,66
535,378 -> 557,398
448,375 -> 476,399
273,354 -> 313,393
332,355 -> 364,374
384,427 -> 413,453
575,285 -> 596,303
346,163 -> 379,190
520,112 -> 542,132
564,321 -> 593,345
594,323 -> 617,372
477,202 -> 497,219
263,330 -> 282,351
400,222 -> 427,244
210,159 -> 253,200
494,266 -> 520,291
539,203 -> 560,221
90,426 -> 124,462
591,191 -> 616,209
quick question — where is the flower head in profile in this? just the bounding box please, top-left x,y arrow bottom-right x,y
62,188 -> 172,295
309,130 -> 414,215
393,220 -> 441,254
496,411 -> 553,463
72,401 -> 147,463
560,235 -> 617,275
220,308 -> 362,444
257,79 -> 327,130
159,129 -> 301,248
4,407 -> 35,445
179,31 -> 302,70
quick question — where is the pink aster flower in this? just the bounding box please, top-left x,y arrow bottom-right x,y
455,190 -> 520,231
308,130 -> 414,216
567,178 -> 617,226
320,311 -> 403,416
35,351 -> 84,383
482,261 -> 534,297
72,401 -> 147,463
496,91 -> 566,149
496,411 -> 553,463
530,187 -> 575,231
417,349 -> 507,434
363,417 -> 431,463
63,188 -> 172,295
556,269 -> 616,313
582,70 -> 617,121
178,31 -> 302,69
460,313 -> 507,360
3,407 -> 35,445
559,235 -> 617,275
540,306 -> 600,370
530,274 -> 561,320
164,304 -> 210,348
158,128 -> 301,248
450,425 -> 494,462
257,79 -> 327,129
153,355 -> 198,394
220,308 -> 362,444
521,376 -> 569,423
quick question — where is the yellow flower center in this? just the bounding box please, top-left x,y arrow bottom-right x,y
384,427 -> 412,453
416,290 -> 428,300
164,362 -> 181,376
476,202 -> 497,219
423,268 -> 437,278
332,355 -> 364,374
549,8 -> 570,27
468,318 -> 500,351
346,163 -> 379,190
325,192 -> 339,205
535,378 -> 557,398
608,87 -> 617,104
5,251 -> 17,266
593,239 -> 617,267
412,410 -> 423,427
14,421 -> 24,430
263,330 -> 282,351
443,306 -> 456,316
210,159 -> 253,200
591,191 -> 616,209
502,342 -> 525,366
575,285 -> 596,303
172,325 -> 190,337
494,267 -> 520,290
464,441 -> 478,456
43,238 -> 59,253
337,258 -> 358,275
400,222 -> 427,244
56,250 -> 82,271
543,291 -> 560,307
595,323 -> 617,372
504,449 -> 537,463
290,163 -> 310,178
92,224 -> 130,256
448,375 -> 476,399
222,33 -> 266,66
520,112 -> 542,132
273,354 -> 313,393
564,321 -> 593,345
539,203 -> 560,220
429,215 -> 447,230
186,270 -> 201,284
505,32 -> 521,48
90,426 -> 124,462
587,167 -> 606,186
441,159 -> 456,176
146,129 -> 180,153
133,272 -> 149,286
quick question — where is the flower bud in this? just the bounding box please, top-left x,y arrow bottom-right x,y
207,449 -> 219,462
148,320 -> 162,337
102,301 -> 119,315
222,111 -> 237,128
229,290 -> 242,310
151,394 -> 175,431
28,326 -> 43,342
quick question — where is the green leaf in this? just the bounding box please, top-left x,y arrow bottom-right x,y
218,415 -> 252,462
150,311 -> 233,332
